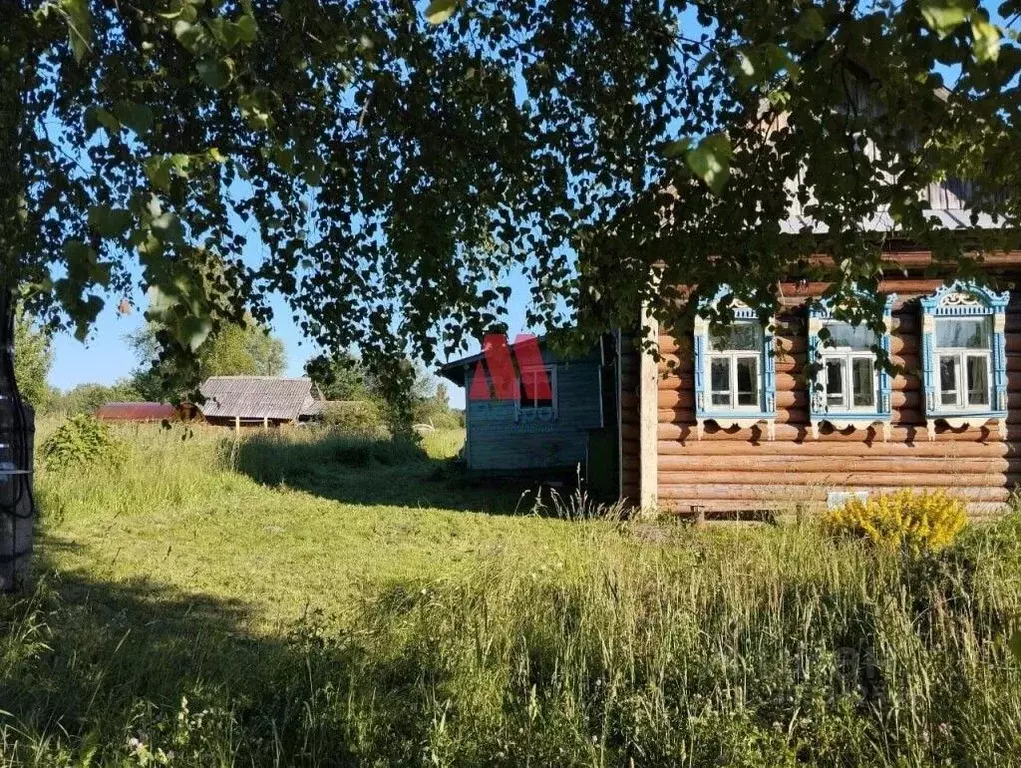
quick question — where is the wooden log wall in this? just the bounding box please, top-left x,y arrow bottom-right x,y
651,275 -> 1021,518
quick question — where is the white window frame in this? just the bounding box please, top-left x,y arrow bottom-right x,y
818,337 -> 878,414
706,348 -> 763,412
920,282 -> 1009,442
808,293 -> 897,441
693,288 -> 778,441
933,317 -> 993,411
515,364 -> 558,421
814,318 -> 881,415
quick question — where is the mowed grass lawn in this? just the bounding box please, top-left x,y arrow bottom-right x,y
4,418 -> 1021,766
38,423 -> 597,630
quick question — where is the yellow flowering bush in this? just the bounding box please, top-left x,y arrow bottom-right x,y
823,489 -> 967,555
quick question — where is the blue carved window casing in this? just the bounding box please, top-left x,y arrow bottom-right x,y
920,281 -> 1008,440
807,293 -> 897,440
693,286 -> 777,440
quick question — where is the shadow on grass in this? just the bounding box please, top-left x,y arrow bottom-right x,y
229,432 -> 571,516
0,538 -> 435,765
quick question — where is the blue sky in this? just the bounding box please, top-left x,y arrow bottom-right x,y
46,0 -> 692,409
48,271 -> 537,411
49,1 -> 1014,408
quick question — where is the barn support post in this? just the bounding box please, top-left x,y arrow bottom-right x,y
262,416 -> 268,430
0,289 -> 35,591
234,415 -> 240,434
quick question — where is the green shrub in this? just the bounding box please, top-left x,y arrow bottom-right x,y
40,414 -> 127,472
322,400 -> 385,436
823,489 -> 967,555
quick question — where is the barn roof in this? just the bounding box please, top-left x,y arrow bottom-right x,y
96,402 -> 180,422
198,377 -> 321,421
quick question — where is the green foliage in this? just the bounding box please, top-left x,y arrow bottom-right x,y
321,400 -> 385,436
684,133 -> 733,195
425,0 -> 460,25
8,0 -> 1021,388
308,353 -> 461,432
51,379 -> 141,415
58,0 -> 92,63
12,307 -> 53,412
241,325 -> 287,377
128,319 -> 286,401
305,352 -> 369,401
920,0 -> 976,38
413,382 -> 463,429
40,414 -> 127,472
823,489 -> 968,555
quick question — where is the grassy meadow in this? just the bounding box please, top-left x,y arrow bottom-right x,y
3,418 -> 1021,765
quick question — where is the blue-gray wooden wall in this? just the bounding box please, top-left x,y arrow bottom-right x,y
465,347 -> 603,471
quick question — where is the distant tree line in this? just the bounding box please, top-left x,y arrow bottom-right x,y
12,308 -> 288,414
14,307 -> 463,435
125,318 -> 287,402
305,352 -> 464,435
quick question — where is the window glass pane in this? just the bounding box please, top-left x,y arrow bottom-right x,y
966,355 -> 989,406
825,359 -> 844,407
710,357 -> 731,407
520,370 -> 554,409
519,378 -> 534,408
536,370 -> 554,409
824,322 -> 875,350
736,357 -> 758,407
851,357 -> 875,408
939,356 -> 958,406
935,318 -> 990,349
709,321 -> 761,351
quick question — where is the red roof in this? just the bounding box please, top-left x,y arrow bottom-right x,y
96,402 -> 180,422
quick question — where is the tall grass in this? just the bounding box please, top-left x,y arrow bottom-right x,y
34,423 -> 249,523
320,523 -> 1021,766
4,419 -> 1021,765
229,426 -> 434,486
34,421 -> 463,523
4,521 -> 1021,765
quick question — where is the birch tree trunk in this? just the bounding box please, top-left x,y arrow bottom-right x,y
0,0 -> 36,591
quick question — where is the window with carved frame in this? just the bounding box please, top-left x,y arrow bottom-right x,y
807,293 -> 896,440
920,282 -> 1008,440
693,286 -> 776,440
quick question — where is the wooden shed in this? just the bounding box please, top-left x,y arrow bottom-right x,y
438,337 -> 613,475
197,376 -> 323,429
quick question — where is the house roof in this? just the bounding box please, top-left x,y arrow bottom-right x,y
96,402 -> 180,422
198,376 -> 321,421
780,209 -> 1007,235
